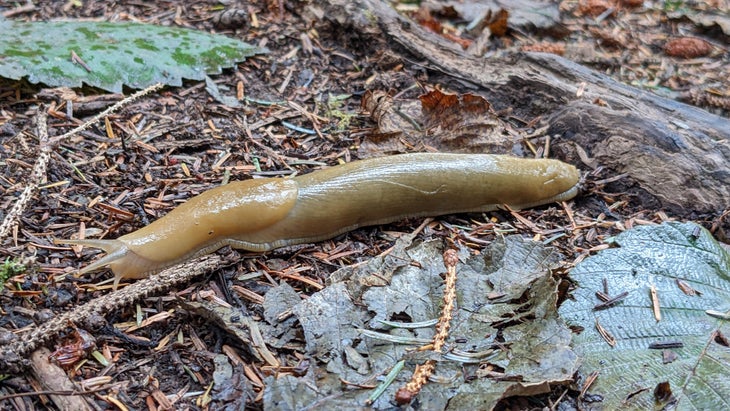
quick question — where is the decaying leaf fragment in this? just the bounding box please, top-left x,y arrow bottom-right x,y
264,235 -> 578,410
360,89 -> 516,157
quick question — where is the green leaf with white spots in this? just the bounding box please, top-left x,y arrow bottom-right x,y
0,19 -> 266,92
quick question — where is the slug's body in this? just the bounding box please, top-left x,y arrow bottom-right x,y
57,153 -> 580,288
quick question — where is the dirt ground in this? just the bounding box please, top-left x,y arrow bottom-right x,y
0,0 -> 728,410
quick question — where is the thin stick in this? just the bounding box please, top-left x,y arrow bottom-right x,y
395,249 -> 459,404
0,110 -> 50,239
0,83 -> 164,241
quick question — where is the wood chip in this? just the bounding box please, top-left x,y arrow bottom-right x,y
595,318 -> 616,347
650,284 -> 661,322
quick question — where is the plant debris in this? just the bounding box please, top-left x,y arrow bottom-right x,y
0,1 -> 728,410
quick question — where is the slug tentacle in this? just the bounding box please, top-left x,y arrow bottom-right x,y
53,238 -> 131,288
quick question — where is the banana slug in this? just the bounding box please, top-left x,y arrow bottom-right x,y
56,153 -> 580,288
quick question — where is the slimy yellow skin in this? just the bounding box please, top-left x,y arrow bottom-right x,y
55,153 -> 580,288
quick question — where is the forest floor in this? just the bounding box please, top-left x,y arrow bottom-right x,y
0,0 -> 728,410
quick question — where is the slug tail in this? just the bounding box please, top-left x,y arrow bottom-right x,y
53,238 -> 129,275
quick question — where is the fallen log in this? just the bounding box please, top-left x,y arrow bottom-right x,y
314,0 -> 730,219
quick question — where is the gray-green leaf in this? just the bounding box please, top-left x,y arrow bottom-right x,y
560,222 -> 730,410
0,19 -> 267,92
264,236 -> 579,410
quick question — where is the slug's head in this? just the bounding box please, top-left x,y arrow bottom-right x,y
53,178 -> 301,289
53,238 -> 153,290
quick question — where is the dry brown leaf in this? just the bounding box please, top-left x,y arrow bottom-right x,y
418,89 -> 512,153
360,89 -> 514,157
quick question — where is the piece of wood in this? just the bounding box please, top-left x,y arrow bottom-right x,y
30,348 -> 93,411
315,0 -> 730,217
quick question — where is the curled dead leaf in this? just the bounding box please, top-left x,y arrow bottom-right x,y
360,88 -> 513,157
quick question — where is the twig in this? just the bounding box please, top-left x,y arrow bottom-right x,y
0,255 -> 223,373
0,83 -> 164,242
0,110 -> 50,239
395,249 -> 459,404
2,2 -> 36,17
52,82 -> 164,144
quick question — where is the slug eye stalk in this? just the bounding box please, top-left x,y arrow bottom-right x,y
53,238 -> 130,289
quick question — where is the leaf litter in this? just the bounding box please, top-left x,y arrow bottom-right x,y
0,1 -> 728,410
261,233 -> 579,410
